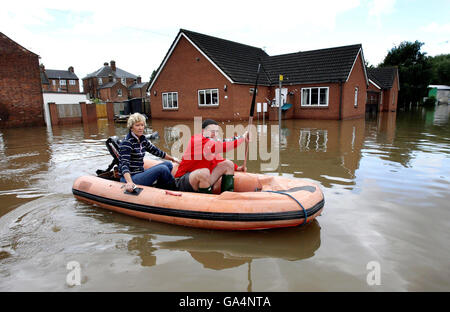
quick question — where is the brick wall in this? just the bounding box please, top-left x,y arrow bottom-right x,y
0,34 -> 44,127
83,77 -> 104,99
46,78 -> 80,93
98,83 -> 128,102
291,82 -> 341,120
381,72 -> 399,112
129,86 -> 147,99
341,53 -> 368,119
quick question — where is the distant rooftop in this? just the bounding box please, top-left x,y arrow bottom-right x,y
45,69 -> 78,80
367,67 -> 398,89
428,85 -> 450,90
83,61 -> 138,80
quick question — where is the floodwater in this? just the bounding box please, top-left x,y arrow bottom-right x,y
0,106 -> 449,291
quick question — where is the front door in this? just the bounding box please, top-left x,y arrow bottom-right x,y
366,91 -> 380,113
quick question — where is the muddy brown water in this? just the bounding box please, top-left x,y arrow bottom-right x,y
0,106 -> 449,291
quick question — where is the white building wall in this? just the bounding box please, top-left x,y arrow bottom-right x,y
42,92 -> 90,126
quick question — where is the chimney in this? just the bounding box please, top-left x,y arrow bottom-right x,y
68,66 -> 74,73
137,76 -> 142,84
110,60 -> 116,72
104,62 -> 109,66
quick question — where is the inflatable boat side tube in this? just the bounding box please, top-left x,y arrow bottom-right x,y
72,188 -> 324,222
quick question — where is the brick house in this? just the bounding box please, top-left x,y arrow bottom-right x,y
96,76 -> 129,102
148,29 -> 369,121
0,32 -> 44,127
367,67 -> 400,112
40,65 -> 81,93
128,76 -> 149,100
82,61 -> 141,102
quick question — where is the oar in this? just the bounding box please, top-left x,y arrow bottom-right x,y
243,63 -> 261,172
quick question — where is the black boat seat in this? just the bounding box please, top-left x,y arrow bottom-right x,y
96,132 -> 159,178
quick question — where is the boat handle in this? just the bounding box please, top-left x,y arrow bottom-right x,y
124,187 -> 143,196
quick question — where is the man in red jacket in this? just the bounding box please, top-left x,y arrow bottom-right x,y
174,119 -> 249,193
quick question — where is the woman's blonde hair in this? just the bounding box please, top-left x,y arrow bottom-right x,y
127,113 -> 147,129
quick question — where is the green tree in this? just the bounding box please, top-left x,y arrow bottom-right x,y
149,70 -> 157,84
380,40 -> 433,107
429,54 -> 450,85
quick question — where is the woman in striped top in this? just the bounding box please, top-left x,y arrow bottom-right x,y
119,113 -> 179,192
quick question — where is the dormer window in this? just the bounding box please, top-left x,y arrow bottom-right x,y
121,78 -> 126,85
98,78 -> 103,85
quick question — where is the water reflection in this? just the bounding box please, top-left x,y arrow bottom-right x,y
432,104 -> 449,126
127,235 -> 158,267
0,127 -> 51,215
156,220 -> 320,267
276,118 -> 366,189
92,209 -> 321,270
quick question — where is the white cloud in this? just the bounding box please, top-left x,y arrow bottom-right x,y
367,0 -> 396,17
417,22 -> 450,57
420,22 -> 450,34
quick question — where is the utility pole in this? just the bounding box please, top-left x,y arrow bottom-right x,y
278,74 -> 283,124
278,75 -> 283,152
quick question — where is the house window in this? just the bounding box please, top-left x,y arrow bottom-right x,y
354,87 -> 358,107
121,78 -> 126,85
162,92 -> 178,109
117,89 -> 122,97
301,87 -> 329,107
52,80 -> 56,86
59,80 -> 66,86
98,78 -> 103,85
69,80 -> 76,85
198,89 -> 219,106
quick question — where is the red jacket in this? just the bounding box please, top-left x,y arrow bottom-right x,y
174,133 -> 244,178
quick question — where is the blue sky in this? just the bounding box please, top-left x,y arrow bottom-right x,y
1,0 -> 449,88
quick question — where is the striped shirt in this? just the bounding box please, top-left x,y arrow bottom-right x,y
119,131 -> 166,176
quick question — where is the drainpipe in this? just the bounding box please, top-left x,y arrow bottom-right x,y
339,79 -> 343,120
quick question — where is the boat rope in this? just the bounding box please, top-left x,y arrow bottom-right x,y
263,190 -> 308,226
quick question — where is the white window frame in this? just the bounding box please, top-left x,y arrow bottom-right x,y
354,87 -> 358,107
59,79 -> 66,86
69,80 -> 76,85
52,80 -> 56,86
121,77 -> 126,85
117,88 -> 122,97
301,87 -> 329,107
162,92 -> 178,110
198,89 -> 219,107
98,78 -> 103,85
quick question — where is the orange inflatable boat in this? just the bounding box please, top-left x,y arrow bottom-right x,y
72,158 -> 324,230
